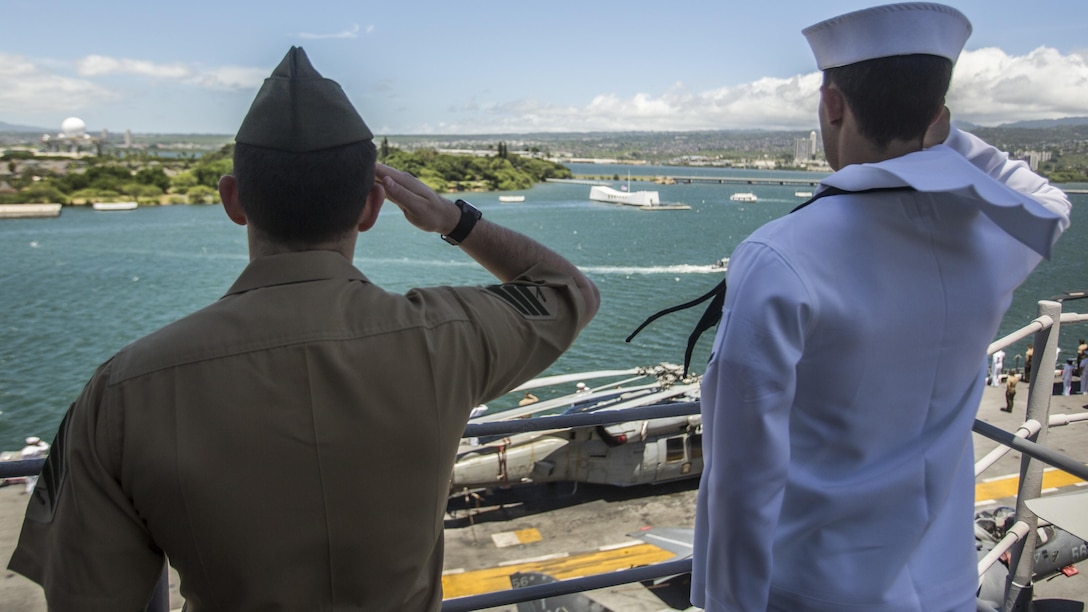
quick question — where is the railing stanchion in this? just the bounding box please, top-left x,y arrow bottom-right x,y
1004,300 -> 1062,611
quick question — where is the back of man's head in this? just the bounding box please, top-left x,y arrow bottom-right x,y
803,3 -> 971,148
233,141 -> 376,245
824,55 -> 952,148
232,47 -> 377,245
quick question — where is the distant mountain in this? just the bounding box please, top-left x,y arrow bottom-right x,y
999,117 -> 1088,129
0,120 -> 48,133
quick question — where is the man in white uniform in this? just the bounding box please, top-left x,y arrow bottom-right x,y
691,4 -> 1071,611
991,349 -> 1005,386
1062,359 -> 1075,396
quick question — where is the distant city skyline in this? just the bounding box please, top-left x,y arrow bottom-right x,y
1,1 -> 1086,135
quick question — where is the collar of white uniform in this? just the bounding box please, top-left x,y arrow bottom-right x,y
817,145 -> 1064,259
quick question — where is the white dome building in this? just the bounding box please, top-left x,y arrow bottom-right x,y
61,117 -> 87,137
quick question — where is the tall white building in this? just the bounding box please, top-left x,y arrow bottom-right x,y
794,131 -> 819,165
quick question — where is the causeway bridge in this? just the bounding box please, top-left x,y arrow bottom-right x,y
662,175 -> 821,186
554,175 -> 824,187
555,176 -> 1088,192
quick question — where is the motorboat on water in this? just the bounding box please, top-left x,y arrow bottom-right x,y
498,195 -> 525,203
93,201 -> 138,211
795,190 -> 814,198
729,192 -> 758,202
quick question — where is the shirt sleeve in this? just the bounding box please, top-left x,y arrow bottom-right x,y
945,127 -> 1071,231
7,360 -> 166,611
462,261 -> 589,401
692,240 -> 812,610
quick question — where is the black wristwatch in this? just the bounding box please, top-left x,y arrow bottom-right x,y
441,199 -> 482,246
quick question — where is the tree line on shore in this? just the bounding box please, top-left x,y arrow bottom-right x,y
0,140 -> 572,206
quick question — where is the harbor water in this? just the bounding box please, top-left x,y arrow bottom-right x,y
1,167 -> 1085,450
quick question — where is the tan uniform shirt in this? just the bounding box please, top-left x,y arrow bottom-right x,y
10,250 -> 587,611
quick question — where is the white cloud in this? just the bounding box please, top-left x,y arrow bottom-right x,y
189,66 -> 267,90
77,55 -> 192,79
75,54 -> 263,91
414,73 -> 824,133
948,46 -> 1088,124
0,53 -> 119,116
403,46 -> 1088,134
298,23 -> 362,40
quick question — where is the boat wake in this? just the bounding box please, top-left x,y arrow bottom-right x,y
364,259 -> 727,276
582,263 -> 726,275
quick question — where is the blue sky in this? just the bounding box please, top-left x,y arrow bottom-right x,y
2,0 -> 1086,135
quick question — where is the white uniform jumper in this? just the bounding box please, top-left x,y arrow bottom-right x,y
692,129 -> 1070,611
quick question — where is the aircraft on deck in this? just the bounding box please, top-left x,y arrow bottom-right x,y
619,512 -> 1088,612
510,572 -> 613,612
450,364 -> 703,493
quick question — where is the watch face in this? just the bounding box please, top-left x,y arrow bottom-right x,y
444,199 -> 482,245
457,199 -> 482,219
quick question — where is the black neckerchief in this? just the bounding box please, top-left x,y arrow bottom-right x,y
626,185 -> 916,375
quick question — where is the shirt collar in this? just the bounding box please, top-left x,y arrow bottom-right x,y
819,146 -> 1065,259
224,250 -> 369,297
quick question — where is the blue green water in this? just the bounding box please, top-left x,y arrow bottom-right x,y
0,168 -> 1084,450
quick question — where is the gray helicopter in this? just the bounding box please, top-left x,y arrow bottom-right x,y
450,364 -> 703,493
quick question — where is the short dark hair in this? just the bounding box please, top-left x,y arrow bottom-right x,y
233,140 -> 377,245
824,54 -> 953,149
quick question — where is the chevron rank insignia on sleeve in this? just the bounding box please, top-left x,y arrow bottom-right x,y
485,284 -> 556,319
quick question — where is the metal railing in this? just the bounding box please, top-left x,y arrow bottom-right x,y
3,301 -> 1085,612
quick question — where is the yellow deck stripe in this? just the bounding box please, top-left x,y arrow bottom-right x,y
976,468 -> 1086,502
442,542 -> 674,598
442,470 -> 1087,600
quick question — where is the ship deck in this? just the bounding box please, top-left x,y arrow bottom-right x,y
1,382 -> 1085,610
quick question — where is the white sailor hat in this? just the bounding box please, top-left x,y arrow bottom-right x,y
25,436 -> 40,445
802,3 -> 972,70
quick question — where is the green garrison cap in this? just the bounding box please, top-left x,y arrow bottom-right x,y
235,46 -> 373,152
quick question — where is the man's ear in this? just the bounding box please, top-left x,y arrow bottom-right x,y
821,85 -> 846,128
357,182 -> 386,233
219,175 -> 247,226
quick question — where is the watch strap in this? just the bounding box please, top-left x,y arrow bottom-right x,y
441,199 -> 481,245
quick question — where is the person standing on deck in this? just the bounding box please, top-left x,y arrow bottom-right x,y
991,348 -> 1005,386
1079,354 -> 1088,394
8,47 -> 599,612
691,4 -> 1071,611
1062,359 -> 1075,395
1004,373 -> 1019,412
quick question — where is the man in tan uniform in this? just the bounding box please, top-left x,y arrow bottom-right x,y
8,47 -> 599,612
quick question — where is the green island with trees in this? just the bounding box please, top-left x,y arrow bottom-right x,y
3,123 -> 1086,208
0,139 -> 572,207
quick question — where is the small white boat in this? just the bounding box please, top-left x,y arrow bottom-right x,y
93,201 -> 138,211
0,203 -> 62,218
498,195 -> 525,203
730,192 -> 758,202
795,191 -> 814,198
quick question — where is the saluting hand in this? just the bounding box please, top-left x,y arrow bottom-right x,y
375,163 -> 460,236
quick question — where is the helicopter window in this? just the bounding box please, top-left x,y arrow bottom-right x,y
690,434 -> 702,460
666,437 -> 685,462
